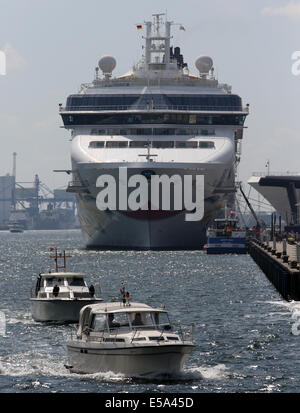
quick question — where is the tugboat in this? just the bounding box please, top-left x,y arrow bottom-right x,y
205,209 -> 247,254
30,248 -> 102,323
65,286 -> 194,375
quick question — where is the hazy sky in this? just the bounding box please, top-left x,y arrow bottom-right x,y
0,0 -> 299,193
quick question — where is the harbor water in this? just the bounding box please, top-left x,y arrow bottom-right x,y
0,230 -> 300,393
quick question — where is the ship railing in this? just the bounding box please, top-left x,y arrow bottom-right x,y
252,171 -> 300,177
59,104 -> 249,113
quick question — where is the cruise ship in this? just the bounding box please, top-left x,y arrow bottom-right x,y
248,172 -> 300,226
60,13 -> 249,249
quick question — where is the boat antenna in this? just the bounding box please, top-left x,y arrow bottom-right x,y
49,248 -> 71,272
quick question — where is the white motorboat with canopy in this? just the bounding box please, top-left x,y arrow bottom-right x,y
30,248 -> 102,323
66,290 -> 194,375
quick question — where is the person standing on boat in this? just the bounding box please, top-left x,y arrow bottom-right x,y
53,284 -> 60,297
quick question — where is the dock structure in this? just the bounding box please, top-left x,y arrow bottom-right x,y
248,238 -> 300,301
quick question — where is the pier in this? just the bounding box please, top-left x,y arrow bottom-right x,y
248,238 -> 300,301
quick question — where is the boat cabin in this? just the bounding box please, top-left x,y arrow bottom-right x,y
75,302 -> 182,343
33,272 -> 96,299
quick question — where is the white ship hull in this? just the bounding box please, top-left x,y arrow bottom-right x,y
74,162 -> 232,248
67,341 -> 193,375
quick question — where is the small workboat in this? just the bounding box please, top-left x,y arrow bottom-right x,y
30,248 -> 102,323
205,210 -> 247,254
65,289 -> 194,376
9,222 -> 24,233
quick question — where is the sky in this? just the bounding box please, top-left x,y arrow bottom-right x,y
0,0 -> 299,194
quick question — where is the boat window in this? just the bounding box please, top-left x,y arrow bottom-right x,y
106,141 -> 128,148
152,141 -> 174,149
104,338 -> 125,343
132,337 -> 146,341
69,277 -> 85,286
167,336 -> 179,341
89,141 -> 105,148
92,314 -> 107,332
129,141 -> 149,148
154,312 -> 171,329
109,312 -> 129,329
175,141 -> 198,148
46,277 -> 64,286
149,336 -> 165,341
199,141 -> 215,149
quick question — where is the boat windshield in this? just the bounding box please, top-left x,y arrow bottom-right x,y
90,311 -> 171,332
91,314 -> 107,331
130,311 -> 171,330
69,277 -> 85,286
46,277 -> 65,286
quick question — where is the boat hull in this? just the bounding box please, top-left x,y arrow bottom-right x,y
66,341 -> 194,375
74,162 -> 230,249
30,298 -> 102,323
205,236 -> 247,254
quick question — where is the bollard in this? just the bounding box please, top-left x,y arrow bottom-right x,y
283,239 -> 287,256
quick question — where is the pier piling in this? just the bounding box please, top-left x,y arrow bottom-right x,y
248,239 -> 300,301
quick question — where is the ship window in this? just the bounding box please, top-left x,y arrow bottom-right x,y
175,141 -> 198,148
69,277 -> 85,286
106,141 -> 128,148
62,113 -> 246,127
176,129 -> 189,136
89,141 -> 105,148
132,337 -> 146,341
199,141 -> 215,149
189,114 -> 197,124
153,128 -> 176,135
136,128 -> 152,135
152,141 -> 174,148
200,129 -> 215,136
167,336 -> 179,341
129,141 -> 149,148
120,129 -> 128,135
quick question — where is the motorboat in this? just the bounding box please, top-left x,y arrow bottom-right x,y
66,297 -> 194,375
205,209 -> 247,254
30,248 -> 102,323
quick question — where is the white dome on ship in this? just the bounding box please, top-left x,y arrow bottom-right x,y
98,55 -> 117,74
195,55 -> 213,73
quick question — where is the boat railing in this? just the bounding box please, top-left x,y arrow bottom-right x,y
60,104 -> 249,113
177,324 -> 194,343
